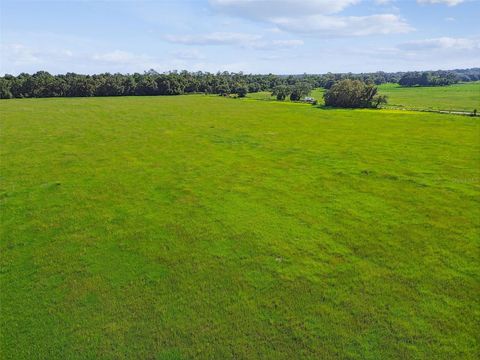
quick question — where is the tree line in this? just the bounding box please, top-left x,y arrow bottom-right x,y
1,68 -> 478,99
0,70 -> 277,99
398,71 -> 459,87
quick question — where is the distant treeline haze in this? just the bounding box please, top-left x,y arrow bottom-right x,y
1,68 -> 479,99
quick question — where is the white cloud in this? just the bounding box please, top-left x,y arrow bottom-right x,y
209,0 -> 359,18
170,49 -> 205,60
1,44 -> 173,74
271,39 -> 304,47
417,0 -> 464,6
165,32 -> 262,46
164,32 -> 304,50
273,14 -> 412,36
0,43 -> 74,73
89,50 -> 172,71
1,44 -> 41,67
209,0 -> 412,37
92,50 -> 150,64
398,37 -> 480,51
250,39 -> 304,50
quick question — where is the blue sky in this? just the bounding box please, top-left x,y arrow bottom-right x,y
1,0 -> 479,74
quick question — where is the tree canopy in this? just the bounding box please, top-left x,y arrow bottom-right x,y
399,71 -> 459,87
289,82 -> 313,101
0,68 -> 478,99
323,79 -> 387,108
272,85 -> 291,101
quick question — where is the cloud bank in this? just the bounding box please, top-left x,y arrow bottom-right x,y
417,0 -> 464,6
165,32 -> 304,50
209,0 -> 412,36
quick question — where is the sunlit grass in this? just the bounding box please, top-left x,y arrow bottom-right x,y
377,82 -> 480,112
247,81 -> 480,113
1,95 -> 479,359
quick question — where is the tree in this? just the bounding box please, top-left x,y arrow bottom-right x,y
234,83 -> 248,97
289,82 -> 312,101
135,77 -> 158,96
67,76 -> 96,97
323,79 -> 387,108
96,75 -> 125,96
323,78 -> 336,89
123,77 -> 136,96
0,78 -> 13,99
272,85 -> 291,101
248,82 -> 261,93
216,83 -> 230,96
25,72 -> 66,97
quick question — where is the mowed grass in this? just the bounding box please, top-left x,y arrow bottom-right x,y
377,82 -> 480,112
1,95 -> 479,359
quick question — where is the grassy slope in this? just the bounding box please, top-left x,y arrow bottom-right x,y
1,96 -> 479,359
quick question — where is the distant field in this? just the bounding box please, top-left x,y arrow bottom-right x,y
310,88 -> 326,102
1,96 -> 479,359
248,82 -> 480,113
247,89 -> 326,105
246,91 -> 277,101
377,82 -> 480,112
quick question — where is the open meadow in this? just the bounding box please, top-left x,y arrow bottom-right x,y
248,82 -> 480,113
377,82 -> 480,112
1,95 -> 479,359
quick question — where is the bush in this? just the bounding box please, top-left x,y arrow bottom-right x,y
323,79 -> 387,108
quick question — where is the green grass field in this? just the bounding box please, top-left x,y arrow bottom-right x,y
1,95 -> 479,359
377,82 -> 480,112
248,82 -> 480,113
247,89 -> 326,104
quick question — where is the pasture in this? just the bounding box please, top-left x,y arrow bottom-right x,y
247,82 -> 480,113
377,82 -> 480,112
1,95 -> 479,359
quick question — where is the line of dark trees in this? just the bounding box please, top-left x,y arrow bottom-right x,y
398,71 -> 459,87
286,68 -> 480,88
1,68 -> 478,99
0,70 -> 278,99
